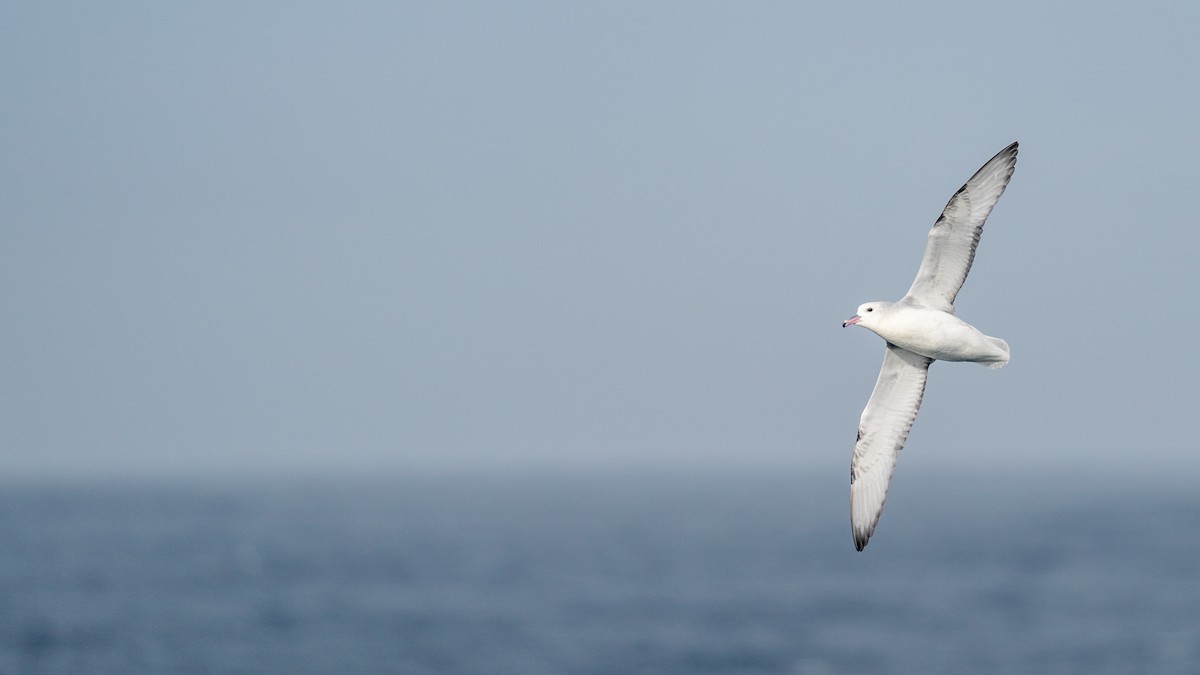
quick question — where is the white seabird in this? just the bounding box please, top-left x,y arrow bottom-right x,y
842,142 -> 1018,551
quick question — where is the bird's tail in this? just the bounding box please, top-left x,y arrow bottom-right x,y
983,337 -> 1009,369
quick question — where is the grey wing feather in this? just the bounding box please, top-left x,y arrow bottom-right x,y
850,344 -> 933,550
903,142 -> 1018,311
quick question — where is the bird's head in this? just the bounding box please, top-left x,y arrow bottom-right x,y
842,302 -> 884,328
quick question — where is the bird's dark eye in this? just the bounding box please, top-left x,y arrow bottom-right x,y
866,308 -> 873,312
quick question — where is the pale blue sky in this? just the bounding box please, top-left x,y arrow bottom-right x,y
2,3 -> 1198,479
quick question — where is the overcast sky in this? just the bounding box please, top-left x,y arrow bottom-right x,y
2,3 -> 1198,480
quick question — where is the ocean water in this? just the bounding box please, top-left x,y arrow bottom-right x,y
0,469 -> 1196,674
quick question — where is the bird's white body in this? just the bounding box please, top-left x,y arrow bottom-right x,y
850,302 -> 1009,367
840,142 -> 1019,550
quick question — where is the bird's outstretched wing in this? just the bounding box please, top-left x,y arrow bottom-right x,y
903,142 -> 1018,311
850,344 -> 933,550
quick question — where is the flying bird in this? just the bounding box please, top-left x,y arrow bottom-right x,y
842,142 -> 1018,550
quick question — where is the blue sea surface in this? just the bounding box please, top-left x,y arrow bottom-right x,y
0,469 -> 1196,674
